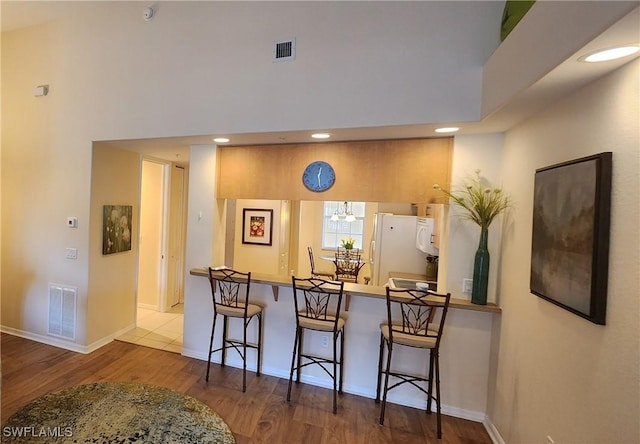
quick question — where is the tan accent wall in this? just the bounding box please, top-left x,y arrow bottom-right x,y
88,145 -> 139,344
217,138 -> 453,203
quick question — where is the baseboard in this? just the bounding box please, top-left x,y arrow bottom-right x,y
1,323 -> 136,354
484,417 -> 506,444
137,303 -> 158,311
180,347 -> 487,422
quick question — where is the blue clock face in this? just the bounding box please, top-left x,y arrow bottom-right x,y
302,161 -> 336,192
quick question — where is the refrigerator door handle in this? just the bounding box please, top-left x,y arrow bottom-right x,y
369,239 -> 375,263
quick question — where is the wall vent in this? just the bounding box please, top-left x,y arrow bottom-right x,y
273,38 -> 296,62
48,283 -> 77,340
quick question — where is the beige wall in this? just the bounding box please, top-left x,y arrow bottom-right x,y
87,145 -> 139,345
232,199 -> 283,276
217,138 -> 453,203
489,60 -> 639,443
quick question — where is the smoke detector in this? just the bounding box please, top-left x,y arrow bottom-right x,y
143,6 -> 155,21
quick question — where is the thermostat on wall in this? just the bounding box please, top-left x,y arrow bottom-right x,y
67,217 -> 78,228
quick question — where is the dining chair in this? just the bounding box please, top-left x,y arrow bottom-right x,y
334,248 -> 364,283
287,277 -> 346,414
375,287 -> 451,439
206,267 -> 264,392
307,246 -> 334,279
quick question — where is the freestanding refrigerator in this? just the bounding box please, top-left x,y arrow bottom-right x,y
369,213 -> 437,286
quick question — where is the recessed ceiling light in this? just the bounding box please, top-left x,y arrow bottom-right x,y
580,45 -> 640,63
434,127 -> 459,133
213,137 -> 230,143
311,133 -> 331,139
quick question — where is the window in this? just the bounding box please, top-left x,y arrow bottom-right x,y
321,201 -> 366,250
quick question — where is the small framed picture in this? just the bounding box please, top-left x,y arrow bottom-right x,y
242,208 -> 273,246
102,205 -> 133,255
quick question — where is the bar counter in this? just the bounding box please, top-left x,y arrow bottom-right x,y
189,267 -> 501,313
184,267 -> 501,423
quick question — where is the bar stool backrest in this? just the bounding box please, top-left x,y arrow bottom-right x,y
291,277 -> 345,332
208,267 -> 251,317
385,288 -> 451,349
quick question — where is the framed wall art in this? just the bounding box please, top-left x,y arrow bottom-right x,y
102,205 -> 133,255
530,152 -> 612,325
242,208 -> 273,246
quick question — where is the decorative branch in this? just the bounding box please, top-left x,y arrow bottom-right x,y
433,170 -> 511,229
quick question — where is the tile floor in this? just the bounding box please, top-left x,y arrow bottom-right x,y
115,304 -> 183,354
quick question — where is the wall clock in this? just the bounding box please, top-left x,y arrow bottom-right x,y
302,161 -> 336,192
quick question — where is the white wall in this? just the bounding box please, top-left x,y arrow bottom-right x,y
182,145 -> 218,355
489,60 -> 639,443
442,134 -> 505,302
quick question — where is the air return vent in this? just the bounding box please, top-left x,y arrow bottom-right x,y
273,38 -> 296,62
48,283 -> 77,340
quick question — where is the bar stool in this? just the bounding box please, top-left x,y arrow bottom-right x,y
375,287 -> 451,439
206,267 -> 264,392
287,277 -> 346,413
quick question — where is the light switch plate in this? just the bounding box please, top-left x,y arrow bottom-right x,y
65,248 -> 78,259
463,278 -> 473,293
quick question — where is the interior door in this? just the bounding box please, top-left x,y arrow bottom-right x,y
168,165 -> 187,306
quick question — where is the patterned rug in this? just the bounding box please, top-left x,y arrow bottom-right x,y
2,382 -> 235,443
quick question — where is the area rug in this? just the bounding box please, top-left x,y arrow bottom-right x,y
2,381 -> 235,443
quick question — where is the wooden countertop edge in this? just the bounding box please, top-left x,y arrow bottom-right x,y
190,268 -> 501,314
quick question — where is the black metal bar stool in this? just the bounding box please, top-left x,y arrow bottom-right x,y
206,267 -> 264,392
287,276 -> 346,413
375,287 -> 451,439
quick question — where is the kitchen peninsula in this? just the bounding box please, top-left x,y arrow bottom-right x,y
187,267 -> 500,421
189,267 -> 500,313
181,138 -> 504,422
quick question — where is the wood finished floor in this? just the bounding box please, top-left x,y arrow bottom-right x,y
1,334 -> 492,443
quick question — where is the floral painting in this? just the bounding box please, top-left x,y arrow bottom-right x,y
242,209 -> 273,246
102,205 -> 133,255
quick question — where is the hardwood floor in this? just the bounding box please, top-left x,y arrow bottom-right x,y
1,334 -> 492,443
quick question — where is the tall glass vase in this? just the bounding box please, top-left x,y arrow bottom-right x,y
471,227 -> 489,305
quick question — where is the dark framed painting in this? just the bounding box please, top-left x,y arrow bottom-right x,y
242,208 -> 273,246
102,205 -> 133,255
530,152 -> 612,325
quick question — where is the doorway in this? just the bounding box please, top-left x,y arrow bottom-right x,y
116,159 -> 187,353
137,159 -> 188,312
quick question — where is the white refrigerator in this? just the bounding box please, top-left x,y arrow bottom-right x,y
369,214 -> 437,286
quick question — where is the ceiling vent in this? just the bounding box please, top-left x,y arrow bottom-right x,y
273,38 -> 296,62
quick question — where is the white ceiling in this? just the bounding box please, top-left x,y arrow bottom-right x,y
4,2 -> 639,163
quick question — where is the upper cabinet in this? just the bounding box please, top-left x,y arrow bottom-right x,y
217,138 -> 453,204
